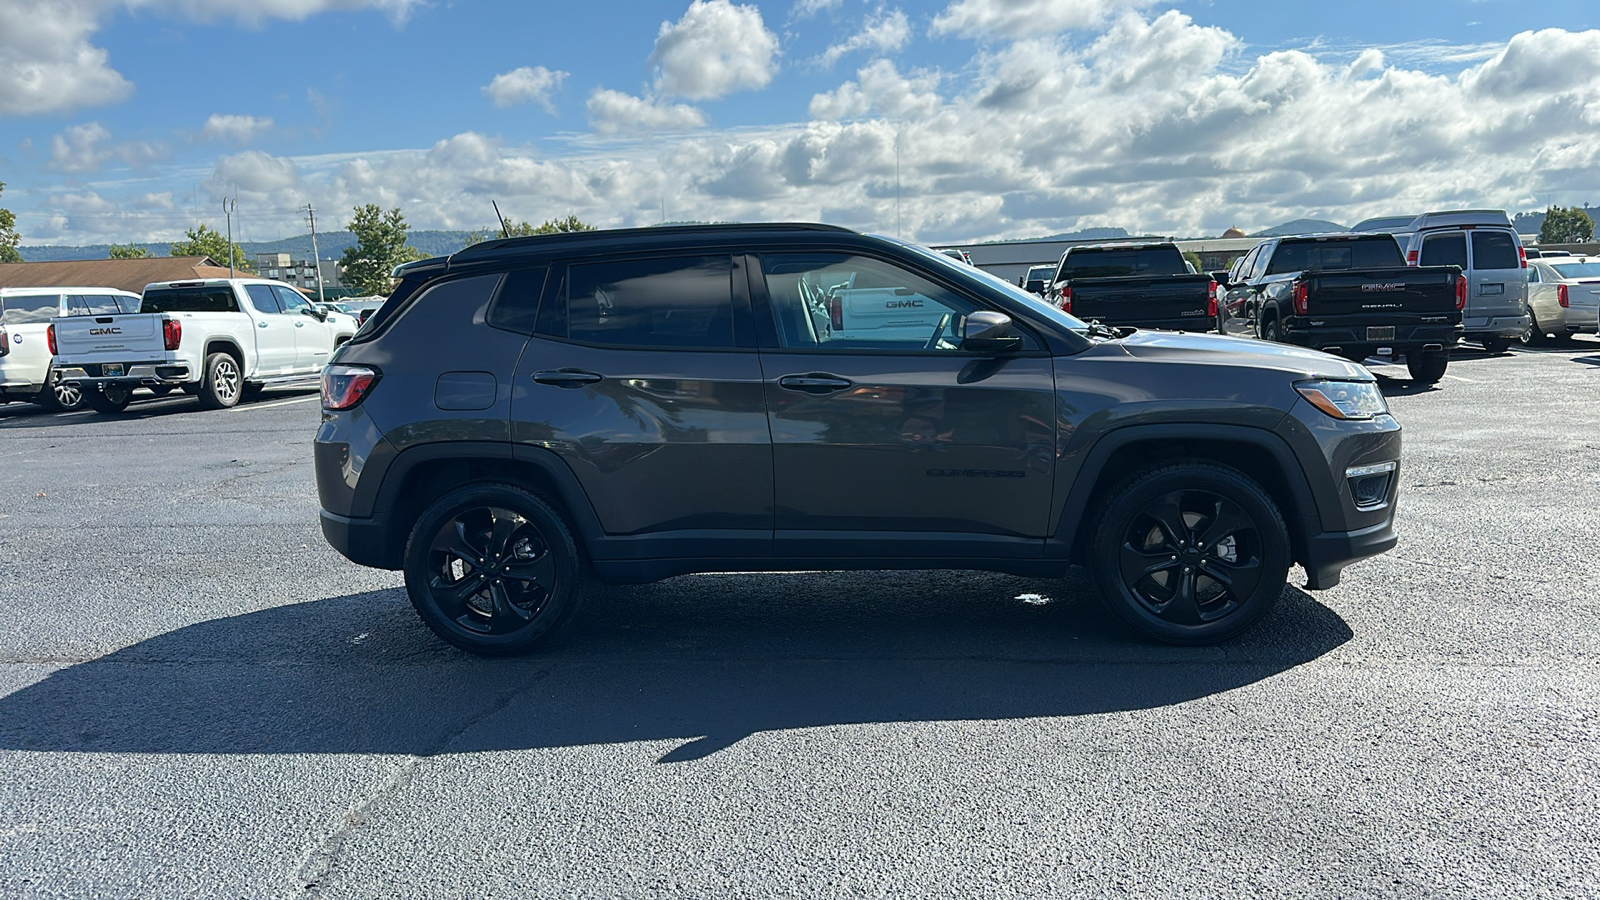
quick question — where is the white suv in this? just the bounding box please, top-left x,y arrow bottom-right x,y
0,287 -> 142,411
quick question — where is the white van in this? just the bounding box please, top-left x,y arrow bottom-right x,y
0,287 -> 142,411
1401,210 -> 1530,353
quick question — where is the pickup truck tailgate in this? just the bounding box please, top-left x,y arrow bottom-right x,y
1306,267 -> 1460,315
52,313 -> 167,362
1070,275 -> 1213,325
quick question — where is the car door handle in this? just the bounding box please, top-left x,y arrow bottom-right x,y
258,321 -> 268,328
295,321 -> 305,327
778,373 -> 853,394
532,369 -> 603,387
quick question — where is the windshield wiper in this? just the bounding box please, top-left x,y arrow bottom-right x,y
1081,321 -> 1136,340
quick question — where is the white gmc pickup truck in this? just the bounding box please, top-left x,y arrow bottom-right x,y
52,278 -> 358,413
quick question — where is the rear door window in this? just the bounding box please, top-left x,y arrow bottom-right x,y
558,255 -> 738,349
1419,233 -> 1468,269
1470,231 -> 1520,271
64,294 -> 128,316
0,293 -> 60,324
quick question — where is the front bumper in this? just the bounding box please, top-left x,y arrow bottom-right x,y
1301,518 -> 1398,589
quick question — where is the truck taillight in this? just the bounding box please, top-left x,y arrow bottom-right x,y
1456,275 -> 1468,310
1518,245 -> 1527,269
1558,284 -> 1569,308
1292,281 -> 1309,315
828,294 -> 842,331
1207,280 -> 1218,318
0,329 -> 8,356
322,364 -> 379,411
1406,250 -> 1418,265
1060,286 -> 1072,314
163,318 -> 182,351
47,324 -> 57,355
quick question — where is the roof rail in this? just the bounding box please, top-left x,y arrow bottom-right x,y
451,222 -> 856,260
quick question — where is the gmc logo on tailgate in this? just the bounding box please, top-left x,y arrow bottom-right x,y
1360,283 -> 1405,293
88,327 -> 123,335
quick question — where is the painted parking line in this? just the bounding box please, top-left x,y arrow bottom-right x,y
1443,374 -> 1478,383
231,395 -> 321,411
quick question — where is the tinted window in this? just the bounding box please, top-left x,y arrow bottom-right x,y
761,252 -> 983,352
273,285 -> 312,314
565,256 -> 735,349
1063,247 -> 1186,278
0,293 -> 60,323
1266,237 -> 1403,275
1419,233 -> 1468,269
486,267 -> 549,334
64,294 -> 128,316
244,284 -> 281,314
1551,262 -> 1600,280
142,286 -> 240,313
1471,231 -> 1520,270
1247,245 -> 1273,280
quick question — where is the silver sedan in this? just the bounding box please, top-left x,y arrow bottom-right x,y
1523,257 -> 1600,345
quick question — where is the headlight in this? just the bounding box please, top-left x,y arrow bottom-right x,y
1296,379 -> 1388,420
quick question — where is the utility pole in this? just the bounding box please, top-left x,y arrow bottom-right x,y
222,197 -> 237,277
306,204 -> 325,303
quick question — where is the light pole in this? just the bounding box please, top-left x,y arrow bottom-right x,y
222,197 -> 237,277
306,204 -> 325,303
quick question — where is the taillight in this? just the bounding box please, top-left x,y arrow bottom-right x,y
1207,280 -> 1218,318
1406,250 -> 1418,266
163,318 -> 182,351
1558,284 -> 1569,308
1455,275 -> 1467,310
1060,286 -> 1072,313
47,324 -> 57,355
1518,245 -> 1527,269
828,293 -> 843,331
1292,281 -> 1309,315
0,329 -> 9,356
322,364 -> 379,411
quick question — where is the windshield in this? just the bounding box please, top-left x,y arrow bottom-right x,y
1551,262 -> 1600,280
892,239 -> 1089,331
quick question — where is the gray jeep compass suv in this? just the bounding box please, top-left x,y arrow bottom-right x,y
316,224 -> 1400,655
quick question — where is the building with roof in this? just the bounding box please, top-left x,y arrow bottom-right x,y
0,257 -> 236,295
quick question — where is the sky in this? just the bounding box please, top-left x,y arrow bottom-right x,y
1,0 -> 1597,247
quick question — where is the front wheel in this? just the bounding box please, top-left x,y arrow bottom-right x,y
196,352 -> 242,409
1406,350 -> 1449,384
1480,337 -> 1512,354
1089,463 -> 1290,644
85,384 -> 132,414
402,484 -> 584,656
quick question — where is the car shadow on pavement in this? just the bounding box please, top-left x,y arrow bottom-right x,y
0,389 -> 318,427
0,570 -> 1352,762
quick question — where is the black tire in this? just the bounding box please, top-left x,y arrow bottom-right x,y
196,352 -> 242,409
402,483 -> 584,656
1089,462 -> 1290,645
1481,337 -> 1512,354
1406,350 -> 1449,384
1259,316 -> 1280,343
35,369 -> 86,412
1519,312 -> 1545,347
85,384 -> 132,414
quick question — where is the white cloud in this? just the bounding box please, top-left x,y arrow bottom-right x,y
207,150 -> 303,198
650,0 -> 779,100
0,0 -> 419,117
200,114 -> 274,143
810,59 -> 942,120
47,122 -> 163,173
818,9 -> 911,68
587,89 -> 708,134
930,0 -> 1153,39
0,2 -> 132,116
482,66 -> 569,112
790,0 -> 841,19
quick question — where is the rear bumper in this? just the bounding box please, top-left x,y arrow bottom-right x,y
320,509 -> 399,570
1462,314 -> 1530,338
1280,317 -> 1461,355
57,362 -> 193,386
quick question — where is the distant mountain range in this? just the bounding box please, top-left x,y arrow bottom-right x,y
16,230 -> 476,263
1250,218 -> 1346,237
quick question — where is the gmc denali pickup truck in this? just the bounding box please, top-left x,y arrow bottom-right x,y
1043,242 -> 1216,332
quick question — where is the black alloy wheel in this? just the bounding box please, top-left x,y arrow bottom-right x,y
1090,463 -> 1289,644
403,484 -> 582,655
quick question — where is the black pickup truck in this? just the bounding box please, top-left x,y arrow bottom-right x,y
1217,233 -> 1464,383
1043,242 -> 1216,332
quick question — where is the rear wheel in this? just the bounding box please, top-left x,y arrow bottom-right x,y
85,384 -> 132,414
403,483 -> 584,656
1089,463 -> 1290,644
196,352 -> 242,409
1259,316 -> 1280,343
1406,350 -> 1449,384
1481,337 -> 1512,354
35,370 -> 86,412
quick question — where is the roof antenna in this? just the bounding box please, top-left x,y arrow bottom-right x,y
492,201 -> 511,239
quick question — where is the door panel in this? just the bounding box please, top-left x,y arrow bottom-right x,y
273,285 -> 335,370
1467,230 -> 1524,321
241,285 -> 296,374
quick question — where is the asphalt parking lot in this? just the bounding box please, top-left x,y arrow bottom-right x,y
1,341 -> 1597,899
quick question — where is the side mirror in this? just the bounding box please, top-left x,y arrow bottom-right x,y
963,311 -> 1022,353
303,306 -> 327,322
1210,271 -> 1231,288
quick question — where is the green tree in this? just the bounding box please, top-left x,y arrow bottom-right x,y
465,215 -> 597,246
169,223 -> 252,271
1539,205 -> 1595,244
1182,250 -> 1204,274
108,243 -> 152,259
340,204 -> 429,296
0,181 -> 21,264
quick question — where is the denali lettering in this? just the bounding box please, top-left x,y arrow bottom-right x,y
1360,303 -> 1403,310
